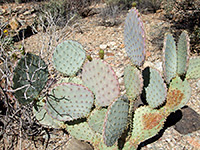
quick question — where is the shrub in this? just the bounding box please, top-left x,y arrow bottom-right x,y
162,0 -> 200,53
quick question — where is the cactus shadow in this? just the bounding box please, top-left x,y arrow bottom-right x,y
141,67 -> 150,105
136,109 -> 182,149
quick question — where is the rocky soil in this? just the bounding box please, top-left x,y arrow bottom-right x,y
0,1 -> 200,150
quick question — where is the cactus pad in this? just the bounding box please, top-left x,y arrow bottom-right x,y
165,76 -> 191,114
124,8 -> 146,67
131,106 -> 166,147
103,96 -> 129,147
145,67 -> 167,108
45,83 -> 94,121
124,64 -> 143,99
57,77 -> 83,85
88,108 -> 107,134
92,134 -> 118,150
163,33 -> 177,83
186,57 -> 200,79
123,136 -> 137,150
12,53 -> 48,104
177,30 -> 190,75
66,122 -> 95,142
52,40 -> 86,76
33,99 -> 64,129
82,59 -> 120,107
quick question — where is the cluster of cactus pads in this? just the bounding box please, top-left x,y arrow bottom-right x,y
11,7 -> 200,150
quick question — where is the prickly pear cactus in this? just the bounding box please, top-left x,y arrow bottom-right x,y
92,134 -> 118,150
186,57 -> 200,79
88,108 -> 107,134
45,83 -> 94,121
124,64 -> 143,99
177,31 -> 190,76
145,67 -> 167,108
33,98 -> 64,129
66,122 -> 95,142
164,76 -> 191,114
124,8 -> 146,67
131,106 -> 166,148
163,33 -> 177,83
56,77 -> 83,85
103,96 -> 129,147
12,52 -> 49,104
82,59 -> 120,107
52,40 -> 86,76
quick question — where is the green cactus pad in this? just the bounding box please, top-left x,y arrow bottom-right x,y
33,99 -> 64,129
145,67 -> 167,108
186,57 -> 200,79
92,134 -> 118,150
131,106 -> 166,147
164,76 -> 191,114
103,96 -> 129,147
52,40 -> 86,76
82,59 -> 120,107
163,33 -> 177,83
123,136 -> 137,150
12,53 -> 49,104
124,8 -> 146,67
124,64 -> 143,99
66,122 -> 95,142
46,83 -> 94,121
88,108 -> 107,134
177,30 -> 190,76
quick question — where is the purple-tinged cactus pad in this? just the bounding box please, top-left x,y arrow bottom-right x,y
177,30 -> 190,76
164,76 -> 191,114
145,67 -> 167,108
124,64 -> 143,99
124,8 -> 146,67
103,96 -> 129,147
66,122 -> 95,142
88,108 -> 107,134
132,106 -> 166,147
46,83 -> 94,121
163,33 -> 177,83
82,59 -> 120,107
53,40 -> 85,76
186,57 -> 200,79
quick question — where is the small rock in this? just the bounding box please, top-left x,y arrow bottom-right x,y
146,51 -> 151,58
0,8 -> 6,15
196,80 -> 200,89
119,43 -> 125,48
106,52 -> 114,56
19,14 -> 25,19
23,10 -> 32,16
142,61 -> 154,69
118,78 -> 123,85
174,106 -> 200,134
154,61 -> 163,73
99,44 -> 107,50
9,17 -> 20,30
13,6 -> 23,12
108,41 -> 116,47
111,45 -> 118,50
